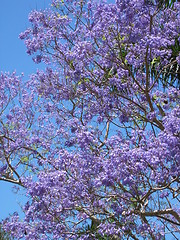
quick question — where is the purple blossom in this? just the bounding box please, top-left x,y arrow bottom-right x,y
0,164 -> 7,173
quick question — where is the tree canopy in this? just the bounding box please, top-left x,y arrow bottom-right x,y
0,0 -> 180,239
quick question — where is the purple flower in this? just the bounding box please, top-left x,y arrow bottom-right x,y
0,164 -> 7,173
34,55 -> 42,63
119,114 -> 129,123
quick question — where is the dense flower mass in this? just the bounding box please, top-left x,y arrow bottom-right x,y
1,0 -> 180,239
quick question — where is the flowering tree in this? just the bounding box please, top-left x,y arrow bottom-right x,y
1,0 -> 180,239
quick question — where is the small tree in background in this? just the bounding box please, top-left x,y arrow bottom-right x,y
0,0 -> 180,239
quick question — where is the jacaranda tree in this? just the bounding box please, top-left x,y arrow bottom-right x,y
0,0 -> 180,239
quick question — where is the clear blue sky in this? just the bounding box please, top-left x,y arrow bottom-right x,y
0,0 -> 51,75
0,0 -> 50,221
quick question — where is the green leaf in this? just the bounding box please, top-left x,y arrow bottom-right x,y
21,156 -> 29,162
102,35 -> 106,41
153,94 -> 157,100
151,56 -> 160,66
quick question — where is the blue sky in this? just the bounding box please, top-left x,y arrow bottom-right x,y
0,0 -> 50,221
0,0 -> 51,76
